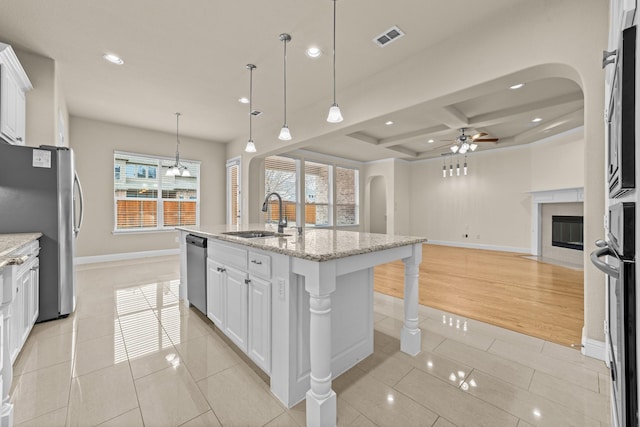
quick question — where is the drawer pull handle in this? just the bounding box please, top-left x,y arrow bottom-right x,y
217,267 -> 226,273
251,260 -> 262,265
245,279 -> 251,284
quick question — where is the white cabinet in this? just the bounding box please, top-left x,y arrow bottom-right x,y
206,258 -> 225,327
224,266 -> 248,353
7,242 -> 39,364
248,275 -> 271,373
0,43 -> 32,145
205,241 -> 272,373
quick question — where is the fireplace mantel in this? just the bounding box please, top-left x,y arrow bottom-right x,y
529,188 -> 584,255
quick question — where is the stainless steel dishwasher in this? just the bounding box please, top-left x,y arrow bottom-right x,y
186,234 -> 207,315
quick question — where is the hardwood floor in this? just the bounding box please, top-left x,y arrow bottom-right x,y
374,244 -> 584,347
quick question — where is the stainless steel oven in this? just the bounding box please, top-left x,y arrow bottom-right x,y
607,25 -> 635,197
591,202 -> 636,427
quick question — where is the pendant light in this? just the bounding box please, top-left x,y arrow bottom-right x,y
464,156 -> 468,175
456,156 -> 460,176
166,112 -> 190,177
278,34 -> 292,141
449,157 -> 453,177
442,157 -> 447,178
326,0 -> 343,123
245,64 -> 257,153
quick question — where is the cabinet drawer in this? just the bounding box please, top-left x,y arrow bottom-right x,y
209,241 -> 247,270
248,252 -> 271,280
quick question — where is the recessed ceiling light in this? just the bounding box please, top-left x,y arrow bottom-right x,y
532,117 -> 542,123
509,83 -> 524,90
385,120 -> 394,125
103,53 -> 124,65
306,47 -> 322,58
238,97 -> 250,104
428,139 -> 434,143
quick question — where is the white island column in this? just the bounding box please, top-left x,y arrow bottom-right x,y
304,261 -> 337,427
401,244 -> 422,355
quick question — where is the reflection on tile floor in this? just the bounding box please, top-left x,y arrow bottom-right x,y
10,256 -> 610,426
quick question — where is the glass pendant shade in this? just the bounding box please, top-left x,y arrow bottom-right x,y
456,163 -> 460,176
245,139 -> 256,153
166,166 -> 179,176
449,164 -> 453,177
451,145 -> 459,153
327,104 -> 343,123
278,125 -> 291,141
464,162 -> 468,175
442,165 -> 446,178
181,167 -> 191,177
470,143 -> 478,151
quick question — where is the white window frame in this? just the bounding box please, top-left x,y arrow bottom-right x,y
113,150 -> 201,234
226,157 -> 241,225
263,153 -> 360,229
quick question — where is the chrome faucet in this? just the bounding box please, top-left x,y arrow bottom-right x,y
262,192 -> 287,233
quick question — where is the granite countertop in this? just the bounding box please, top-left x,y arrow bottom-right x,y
177,224 -> 427,262
0,233 -> 42,269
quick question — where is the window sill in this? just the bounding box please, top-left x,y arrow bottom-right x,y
112,227 -> 184,235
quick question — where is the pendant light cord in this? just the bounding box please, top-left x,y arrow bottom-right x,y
249,66 -> 253,140
175,112 -> 181,165
283,37 -> 287,124
332,0 -> 337,104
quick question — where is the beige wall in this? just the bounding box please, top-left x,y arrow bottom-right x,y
15,49 -> 58,148
405,129 -> 586,251
70,116 -> 226,257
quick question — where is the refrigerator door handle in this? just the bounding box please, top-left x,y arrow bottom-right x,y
590,240 -> 620,279
74,171 -> 85,236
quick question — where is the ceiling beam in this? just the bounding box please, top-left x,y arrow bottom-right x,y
378,124 -> 450,147
428,105 -> 469,129
513,108 -> 584,144
468,92 -> 583,128
346,132 -> 380,145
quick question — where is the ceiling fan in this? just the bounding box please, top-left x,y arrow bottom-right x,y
447,128 -> 498,154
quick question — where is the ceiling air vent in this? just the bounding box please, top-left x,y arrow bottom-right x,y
373,25 -> 405,48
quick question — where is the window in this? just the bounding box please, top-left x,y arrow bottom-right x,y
264,155 -> 359,228
226,158 -> 241,225
305,161 -> 331,227
264,156 -> 298,226
114,151 -> 200,232
336,167 -> 359,226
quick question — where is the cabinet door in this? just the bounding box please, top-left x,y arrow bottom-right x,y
28,260 -> 39,326
9,272 -> 25,363
206,258 -> 225,328
0,64 -> 20,143
224,266 -> 248,353
248,275 -> 271,373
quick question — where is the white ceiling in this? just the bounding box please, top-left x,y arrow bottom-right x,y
0,0 -> 583,162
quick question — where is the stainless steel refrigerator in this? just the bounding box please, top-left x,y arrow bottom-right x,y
0,143 -> 84,322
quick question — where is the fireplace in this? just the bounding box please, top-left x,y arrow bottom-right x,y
551,215 -> 584,251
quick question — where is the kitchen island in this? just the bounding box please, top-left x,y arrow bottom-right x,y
177,225 -> 427,427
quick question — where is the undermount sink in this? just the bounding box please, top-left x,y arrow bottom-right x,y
221,230 -> 290,239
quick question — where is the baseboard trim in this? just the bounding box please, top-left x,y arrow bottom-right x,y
76,248 -> 180,265
581,329 -> 606,361
426,240 -> 530,254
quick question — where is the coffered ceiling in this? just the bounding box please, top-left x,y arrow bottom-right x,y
0,0 -> 584,162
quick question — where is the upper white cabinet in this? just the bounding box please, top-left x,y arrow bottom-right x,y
0,43 -> 32,145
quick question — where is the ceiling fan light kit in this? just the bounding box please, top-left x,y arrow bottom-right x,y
166,112 -> 191,177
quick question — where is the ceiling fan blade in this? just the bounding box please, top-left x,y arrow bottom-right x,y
474,138 -> 499,142
471,132 -> 488,140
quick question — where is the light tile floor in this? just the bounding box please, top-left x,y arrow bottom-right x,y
10,256 -> 610,426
